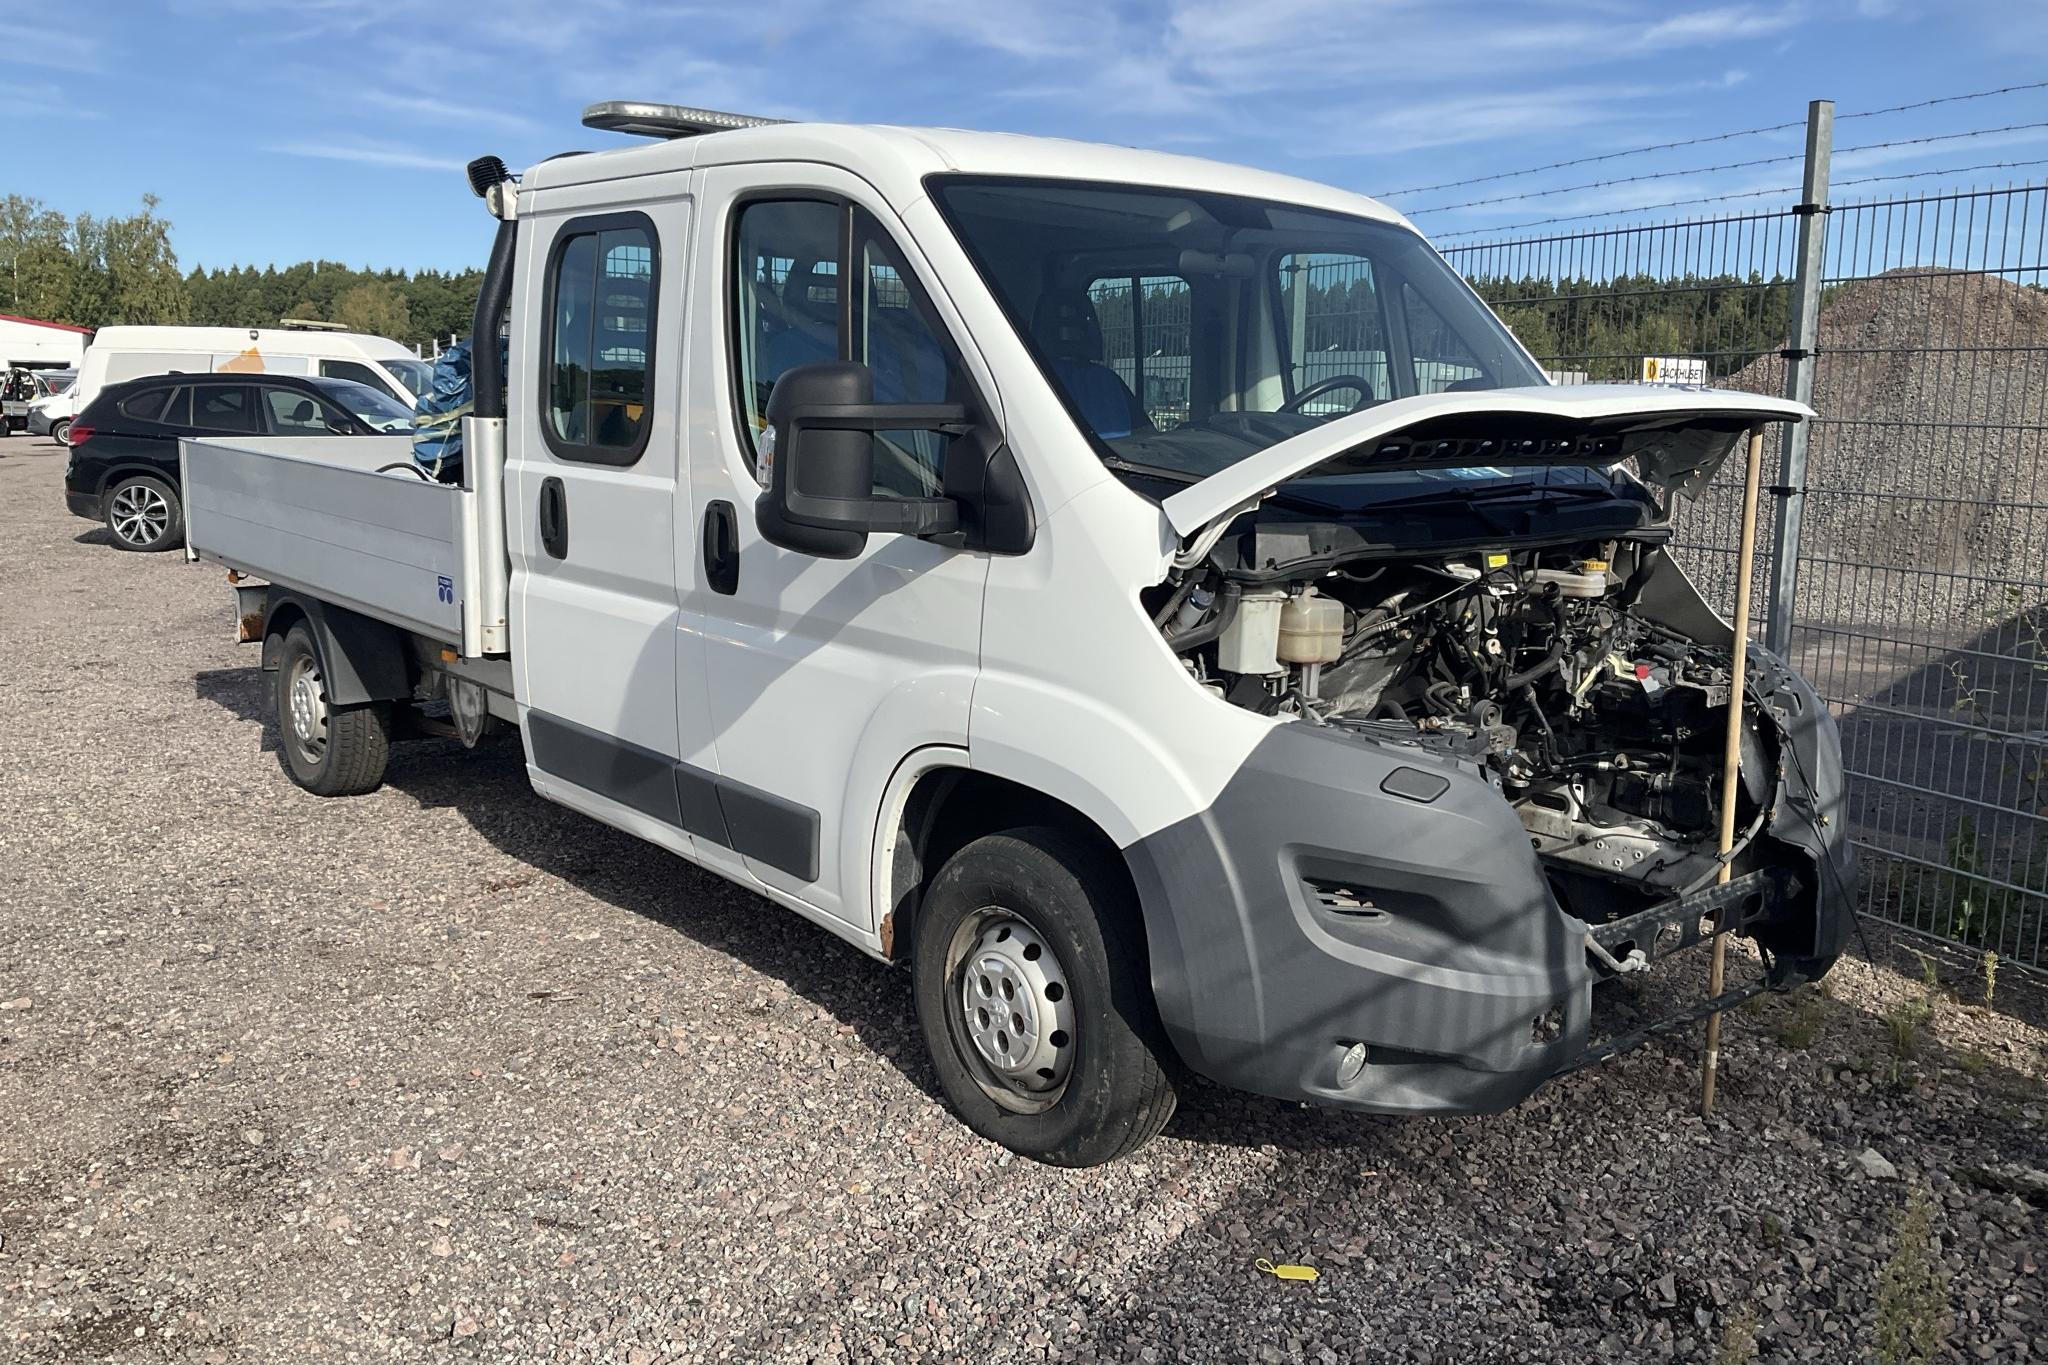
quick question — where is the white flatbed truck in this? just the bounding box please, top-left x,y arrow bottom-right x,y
185,102 -> 1853,1165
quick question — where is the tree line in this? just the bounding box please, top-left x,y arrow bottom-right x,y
0,193 -> 482,353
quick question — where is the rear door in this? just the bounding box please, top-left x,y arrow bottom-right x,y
506,176 -> 700,854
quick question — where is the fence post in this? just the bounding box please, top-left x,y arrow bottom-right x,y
1764,99 -> 1833,656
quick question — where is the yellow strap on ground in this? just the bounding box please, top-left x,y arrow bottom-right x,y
1255,1259 -> 1320,1282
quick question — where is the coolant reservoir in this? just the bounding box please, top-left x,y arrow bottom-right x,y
1530,562 -> 1609,599
1277,587 -> 1345,664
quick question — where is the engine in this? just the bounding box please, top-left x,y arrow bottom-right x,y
1158,540 -> 1777,900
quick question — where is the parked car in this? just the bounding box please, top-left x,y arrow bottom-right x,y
29,385 -> 79,442
65,371 -> 415,551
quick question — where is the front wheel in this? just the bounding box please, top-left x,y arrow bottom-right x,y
50,418 -> 71,446
273,623 -> 390,796
911,827 -> 1178,1167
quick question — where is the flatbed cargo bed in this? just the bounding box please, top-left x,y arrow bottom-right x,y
181,434 -> 504,654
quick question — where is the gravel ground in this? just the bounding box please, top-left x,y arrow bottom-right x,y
1,438 -> 2045,1364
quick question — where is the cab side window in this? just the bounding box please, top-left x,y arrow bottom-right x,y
732,199 -> 971,497
1401,282 -> 1489,394
542,213 -> 657,464
1275,253 -> 1390,411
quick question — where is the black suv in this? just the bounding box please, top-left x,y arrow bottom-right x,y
64,372 -> 415,551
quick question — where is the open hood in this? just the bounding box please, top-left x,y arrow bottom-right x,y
1159,384 -> 1811,538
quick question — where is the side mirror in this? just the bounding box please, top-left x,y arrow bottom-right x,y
755,361 -> 966,560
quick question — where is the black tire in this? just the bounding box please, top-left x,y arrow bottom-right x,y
102,474 -> 184,552
50,418 -> 71,446
273,623 -> 390,796
911,826 -> 1177,1167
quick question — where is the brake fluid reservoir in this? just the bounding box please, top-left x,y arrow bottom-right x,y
1277,587 -> 1345,664
1219,590 -> 1287,675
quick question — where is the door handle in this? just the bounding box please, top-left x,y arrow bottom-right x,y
538,476 -> 568,559
703,500 -> 739,595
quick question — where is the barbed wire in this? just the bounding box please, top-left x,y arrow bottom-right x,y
1407,121 -> 2048,215
1379,78 -> 2048,200
1836,79 -> 2048,121
1430,157 -> 2048,241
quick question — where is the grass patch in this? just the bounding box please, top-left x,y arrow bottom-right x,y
1873,1188 -> 1950,1365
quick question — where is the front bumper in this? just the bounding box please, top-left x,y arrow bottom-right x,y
1123,683 -> 1854,1116
28,410 -> 54,436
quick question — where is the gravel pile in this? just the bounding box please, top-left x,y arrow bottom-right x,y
1,441 -> 2045,1363
1682,267 -> 2048,635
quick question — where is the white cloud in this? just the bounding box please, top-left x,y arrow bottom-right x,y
1633,4 -> 1802,49
356,90 -> 538,133
267,141 -> 466,172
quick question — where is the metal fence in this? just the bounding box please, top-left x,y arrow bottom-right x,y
1438,104 -> 2048,968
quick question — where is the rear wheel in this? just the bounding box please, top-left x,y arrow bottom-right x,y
103,475 -> 183,552
273,623 -> 390,796
911,826 -> 1177,1167
50,418 -> 71,446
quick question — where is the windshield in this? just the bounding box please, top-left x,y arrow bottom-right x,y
314,377 -> 415,434
930,176 -> 1545,484
383,357 -> 434,402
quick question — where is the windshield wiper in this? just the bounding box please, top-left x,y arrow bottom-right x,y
1365,480 -> 1621,512
1101,454 -> 1201,485
1104,455 -> 1363,517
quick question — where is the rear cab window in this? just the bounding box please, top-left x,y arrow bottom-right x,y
540,213 -> 657,465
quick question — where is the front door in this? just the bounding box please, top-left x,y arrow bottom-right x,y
679,166 -> 995,931
509,179 -> 697,852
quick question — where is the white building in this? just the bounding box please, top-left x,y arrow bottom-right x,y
0,313 -> 90,367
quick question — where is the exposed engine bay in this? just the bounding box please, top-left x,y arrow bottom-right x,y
1156,536 -> 1782,911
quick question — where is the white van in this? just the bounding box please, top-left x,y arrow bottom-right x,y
70,325 -> 431,430
180,103 -> 1854,1166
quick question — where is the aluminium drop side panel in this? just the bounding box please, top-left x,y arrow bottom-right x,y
181,434 -> 466,644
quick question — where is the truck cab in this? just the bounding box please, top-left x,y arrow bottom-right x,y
182,104 -> 1853,1166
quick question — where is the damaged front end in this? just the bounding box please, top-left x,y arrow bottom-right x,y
1130,398 -> 1854,1113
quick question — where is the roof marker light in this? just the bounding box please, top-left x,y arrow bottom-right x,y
581,101 -> 788,140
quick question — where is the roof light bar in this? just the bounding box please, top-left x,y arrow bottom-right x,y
581,101 -> 788,140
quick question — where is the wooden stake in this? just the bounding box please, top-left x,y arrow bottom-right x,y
1703,426 -> 1767,1117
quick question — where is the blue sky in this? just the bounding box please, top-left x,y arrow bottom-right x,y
9,0 -> 2046,272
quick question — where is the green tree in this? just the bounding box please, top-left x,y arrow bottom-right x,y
63,215 -> 112,326
99,194 -> 189,324
333,280 -> 413,339
0,194 -> 79,322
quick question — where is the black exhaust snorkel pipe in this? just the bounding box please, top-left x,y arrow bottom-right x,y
466,155 -> 517,422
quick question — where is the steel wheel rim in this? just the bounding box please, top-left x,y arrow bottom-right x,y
944,908 -> 1076,1114
109,484 -> 170,547
284,652 -> 329,766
